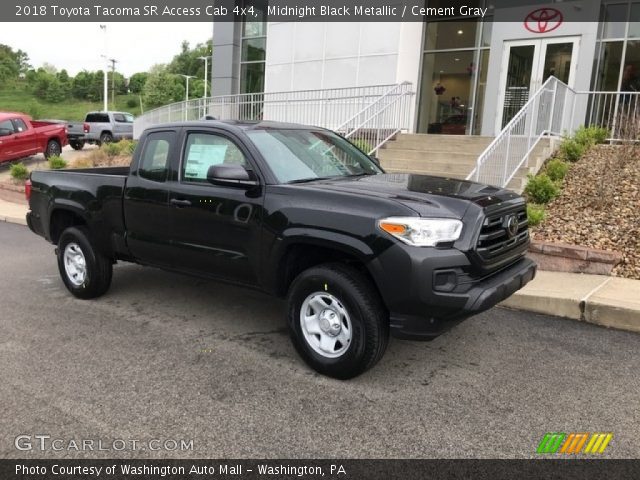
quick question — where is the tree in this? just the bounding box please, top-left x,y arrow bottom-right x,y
0,44 -> 30,83
128,72 -> 148,94
167,40 -> 212,81
142,65 -> 184,108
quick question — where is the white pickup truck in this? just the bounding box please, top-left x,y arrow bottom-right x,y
66,111 -> 134,150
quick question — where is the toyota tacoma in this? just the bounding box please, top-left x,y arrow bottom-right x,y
26,120 -> 535,379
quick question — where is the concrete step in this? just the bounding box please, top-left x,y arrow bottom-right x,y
378,149 -> 479,164
387,135 -> 494,152
381,159 -> 474,175
384,168 -> 468,179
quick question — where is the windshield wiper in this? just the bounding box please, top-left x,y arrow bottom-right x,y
287,176 -> 335,184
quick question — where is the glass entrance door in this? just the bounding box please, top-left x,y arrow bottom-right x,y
497,37 -> 580,130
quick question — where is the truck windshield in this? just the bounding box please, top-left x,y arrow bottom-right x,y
246,129 -> 382,184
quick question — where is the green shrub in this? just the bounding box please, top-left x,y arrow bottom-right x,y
351,138 -> 372,154
545,158 -> 570,182
526,204 -> 545,227
25,102 -> 43,120
524,173 -> 559,204
126,98 -> 137,108
9,162 -> 29,180
558,138 -> 586,162
574,125 -> 609,146
48,155 -> 67,169
117,139 -> 137,155
102,142 -> 121,157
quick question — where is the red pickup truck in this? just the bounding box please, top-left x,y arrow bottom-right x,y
0,112 -> 68,164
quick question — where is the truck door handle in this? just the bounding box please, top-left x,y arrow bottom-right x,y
170,198 -> 192,207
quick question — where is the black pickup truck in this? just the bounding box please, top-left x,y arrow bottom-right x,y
26,120 -> 535,379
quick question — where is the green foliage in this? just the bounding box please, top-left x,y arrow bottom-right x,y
47,155 -> 67,169
102,142 -> 122,157
9,162 -> 29,180
25,102 -> 43,119
0,44 -> 30,84
128,72 -> 148,94
166,40 -> 212,80
351,139 -> 372,154
102,139 -> 137,157
142,65 -> 184,108
524,173 -> 559,204
545,158 -> 570,182
526,204 -> 545,227
574,125 -> 609,146
558,138 -> 586,163
126,98 -> 137,108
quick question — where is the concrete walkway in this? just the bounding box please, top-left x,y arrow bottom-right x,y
0,198 -> 27,225
1,197 -> 638,334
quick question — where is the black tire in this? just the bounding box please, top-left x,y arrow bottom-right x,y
57,226 -> 113,299
99,132 -> 113,144
287,263 -> 389,379
44,139 -> 61,159
69,140 -> 85,151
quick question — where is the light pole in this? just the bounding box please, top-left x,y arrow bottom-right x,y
179,75 -> 196,121
109,58 -> 118,109
100,25 -> 108,112
197,56 -> 209,98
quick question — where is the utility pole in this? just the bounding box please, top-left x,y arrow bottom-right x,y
100,25 -> 108,112
109,58 -> 118,109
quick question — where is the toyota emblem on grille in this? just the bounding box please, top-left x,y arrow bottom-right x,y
524,8 -> 563,34
505,215 -> 519,238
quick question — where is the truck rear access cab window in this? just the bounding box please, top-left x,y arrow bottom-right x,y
27,120 -> 536,379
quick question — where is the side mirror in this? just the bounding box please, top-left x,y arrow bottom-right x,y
0,128 -> 13,137
207,164 -> 259,188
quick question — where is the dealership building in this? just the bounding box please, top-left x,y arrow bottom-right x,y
210,0 -> 640,136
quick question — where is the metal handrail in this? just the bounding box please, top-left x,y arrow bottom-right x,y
467,76 -> 574,187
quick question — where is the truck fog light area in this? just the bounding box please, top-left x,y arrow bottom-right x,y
433,270 -> 458,292
378,217 -> 463,247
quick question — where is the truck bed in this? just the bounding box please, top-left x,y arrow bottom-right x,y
28,167 -> 130,256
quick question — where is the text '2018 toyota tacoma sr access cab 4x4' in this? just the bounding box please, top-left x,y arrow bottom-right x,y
26,120 -> 536,379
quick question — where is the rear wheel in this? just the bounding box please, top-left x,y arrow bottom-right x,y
44,139 -> 61,158
286,263 -> 389,379
99,132 -> 113,144
57,226 -> 113,299
69,140 -> 85,150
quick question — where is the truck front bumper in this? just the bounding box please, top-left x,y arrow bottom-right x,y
367,245 -> 536,340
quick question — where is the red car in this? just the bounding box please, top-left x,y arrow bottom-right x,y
0,112 -> 68,163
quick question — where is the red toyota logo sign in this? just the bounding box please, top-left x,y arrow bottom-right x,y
524,8 -> 563,34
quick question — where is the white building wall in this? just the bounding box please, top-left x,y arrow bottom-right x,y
263,22 -> 422,130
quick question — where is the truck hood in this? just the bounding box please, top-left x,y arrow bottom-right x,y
296,173 -> 522,218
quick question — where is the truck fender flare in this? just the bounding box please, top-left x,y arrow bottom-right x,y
47,200 -> 90,235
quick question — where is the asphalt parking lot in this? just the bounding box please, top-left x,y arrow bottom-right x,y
1,221 -> 639,459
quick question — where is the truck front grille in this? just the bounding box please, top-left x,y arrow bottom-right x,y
476,207 -> 529,262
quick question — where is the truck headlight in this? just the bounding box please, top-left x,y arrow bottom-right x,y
378,217 -> 463,247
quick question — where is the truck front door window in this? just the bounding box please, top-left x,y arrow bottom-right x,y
182,132 -> 248,183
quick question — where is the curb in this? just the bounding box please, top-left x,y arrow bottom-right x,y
1,215 -> 27,226
502,271 -> 640,334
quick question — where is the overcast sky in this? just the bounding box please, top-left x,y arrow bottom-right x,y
0,23 -> 214,77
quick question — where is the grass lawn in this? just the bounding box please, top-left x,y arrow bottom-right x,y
0,88 -> 143,121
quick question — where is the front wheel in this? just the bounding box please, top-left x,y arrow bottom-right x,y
287,263 -> 389,379
44,139 -> 61,158
57,226 -> 113,299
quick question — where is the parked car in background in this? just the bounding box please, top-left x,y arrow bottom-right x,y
26,120 -> 535,379
67,111 -> 134,150
0,112 -> 68,163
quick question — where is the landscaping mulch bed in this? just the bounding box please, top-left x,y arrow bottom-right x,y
532,145 -> 640,280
